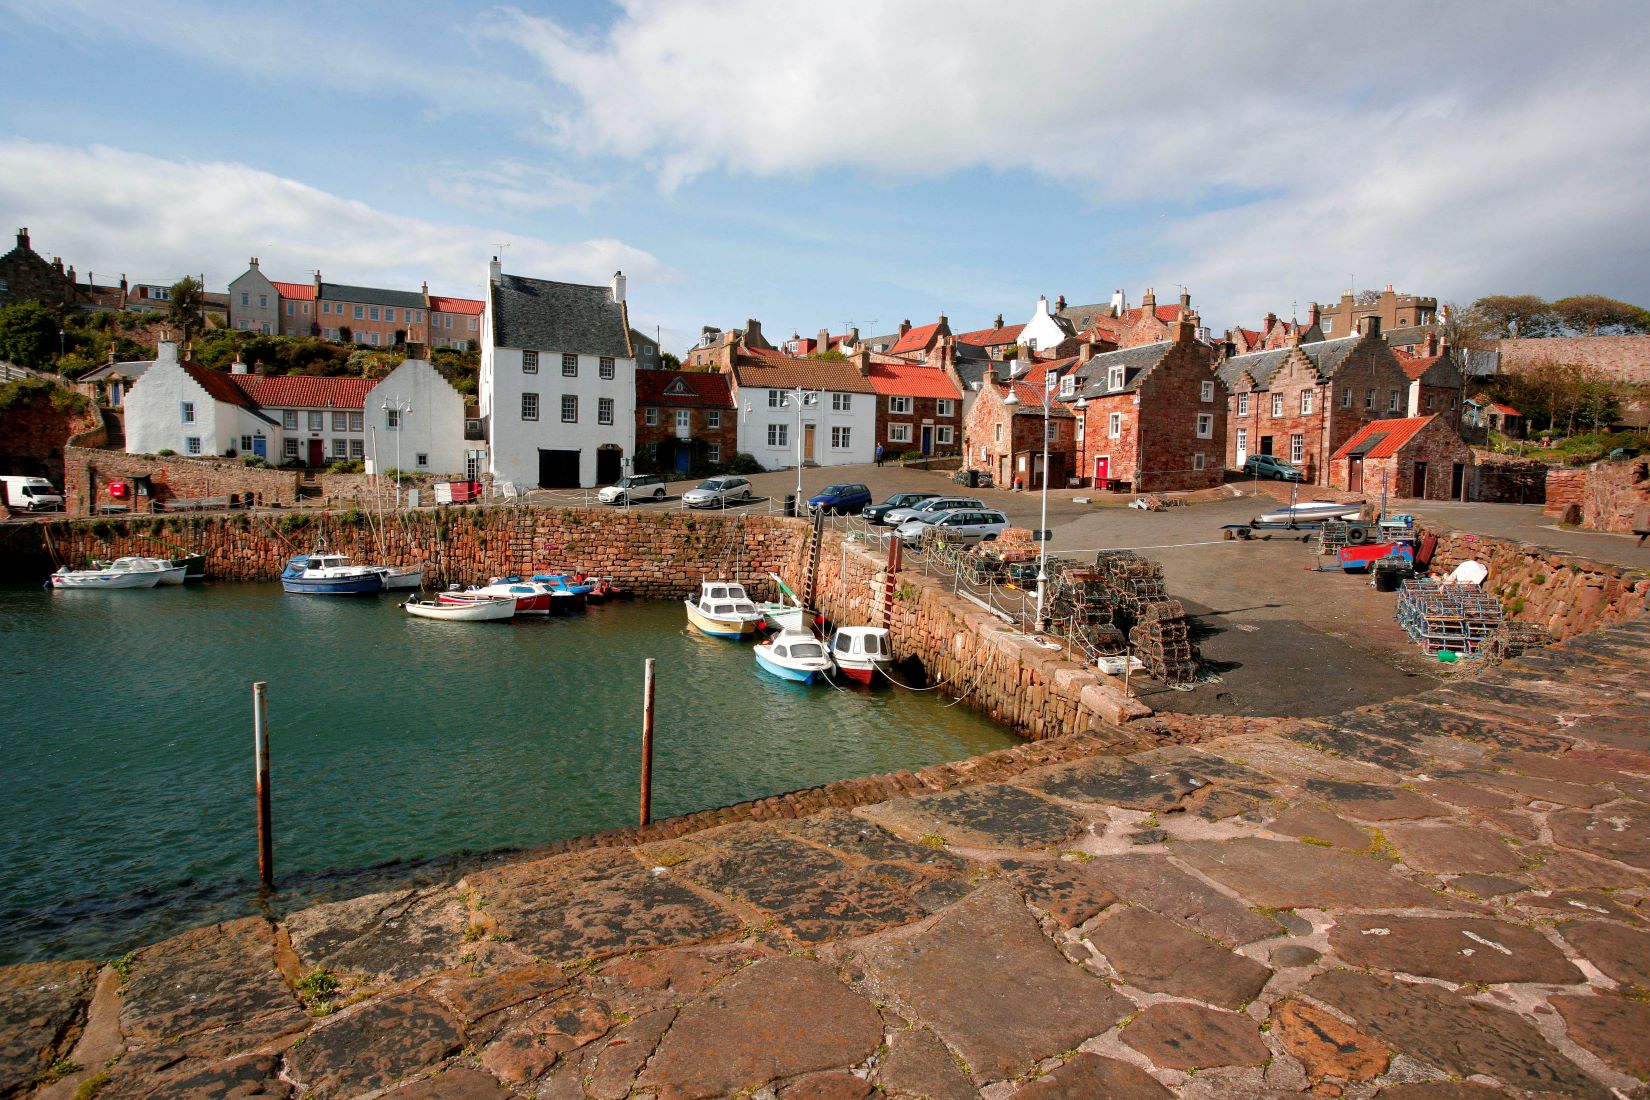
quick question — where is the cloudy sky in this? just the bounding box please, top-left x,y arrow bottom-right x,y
3,0 -> 1648,351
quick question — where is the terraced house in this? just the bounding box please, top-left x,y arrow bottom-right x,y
226,259 -> 484,349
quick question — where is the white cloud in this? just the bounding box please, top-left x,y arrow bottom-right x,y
0,140 -> 666,297
491,0 -> 1650,323
428,160 -> 608,215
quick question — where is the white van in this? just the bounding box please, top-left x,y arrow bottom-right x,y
1,476 -> 64,512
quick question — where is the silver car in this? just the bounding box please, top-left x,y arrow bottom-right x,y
897,508 -> 1010,546
681,476 -> 754,508
881,495 -> 985,527
597,474 -> 667,503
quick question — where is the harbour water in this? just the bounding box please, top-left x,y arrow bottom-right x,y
0,582 -> 1015,965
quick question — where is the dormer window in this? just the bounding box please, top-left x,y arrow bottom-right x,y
1107,366 -> 1125,391
1060,374 -> 1075,397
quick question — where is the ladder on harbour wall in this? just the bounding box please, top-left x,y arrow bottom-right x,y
878,536 -> 903,629
801,509 -> 825,608
511,518 -> 535,574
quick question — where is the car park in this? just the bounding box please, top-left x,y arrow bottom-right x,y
1242,455 -> 1305,481
896,508 -> 1010,546
881,495 -> 985,527
597,474 -> 667,504
863,491 -> 941,525
681,476 -> 754,508
806,483 -> 872,515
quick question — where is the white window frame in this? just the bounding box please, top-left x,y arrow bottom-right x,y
308,411 -> 324,431
1201,380 -> 1215,402
888,395 -> 913,415
562,353 -> 578,377
350,439 -> 365,459
768,423 -> 788,447
332,438 -> 348,459
1271,393 -> 1284,418
1193,452 -> 1206,470
599,356 -> 615,379
598,397 -> 614,426
1388,390 -> 1401,412
1108,412 -> 1123,439
936,425 -> 953,444
1342,388 -> 1352,409
386,408 -> 401,430
707,410 -> 721,428
708,443 -> 721,464
283,439 -> 299,458
332,411 -> 348,431
1196,413 -> 1214,439
561,395 -> 578,423
888,423 -> 912,443
416,452 -> 428,468
349,412 -> 363,432
768,390 -> 782,407
1300,389 -> 1313,415
831,425 -> 851,449
1060,374 -> 1075,397
521,393 -> 538,421
1237,392 -> 1249,416
185,436 -> 201,455
1108,366 -> 1125,391
832,393 -> 852,412
644,407 -> 658,426
1365,389 -> 1375,410
1290,433 -> 1305,464
675,409 -> 690,431
179,401 -> 195,424
1236,427 -> 1248,456
936,399 -> 954,417
523,350 -> 539,374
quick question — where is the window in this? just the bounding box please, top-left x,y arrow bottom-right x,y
1425,394 -> 1435,410
889,395 -> 913,414
283,439 -> 298,458
888,423 -> 912,443
180,401 -> 195,424
562,353 -> 578,376
1290,433 -> 1304,464
1388,390 -> 1400,412
768,390 -> 782,407
259,294 -> 267,308
675,409 -> 689,431
995,423 -> 1003,443
384,308 -> 395,323
599,398 -> 614,426
353,306 -> 364,319
768,423 -> 788,447
349,412 -> 363,432
523,350 -> 539,373
1237,392 -> 1249,416
1365,389 -> 1375,410
350,439 -> 365,459
1108,412 -> 1123,439
261,323 -> 271,335
332,439 -> 348,459
1193,452 -> 1206,471
1060,374 -> 1075,397
522,393 -> 539,421
1323,317 -> 1334,334
1196,413 -> 1214,439
708,443 -> 721,464
644,407 -> 658,426
386,408 -> 401,430
369,332 -> 381,347
309,411 -> 324,431
1342,388 -> 1352,409
185,436 -> 201,455
936,399 -> 954,417
1271,393 -> 1284,417
599,356 -> 615,379
1300,390 -> 1313,415
1201,380 -> 1215,402
707,410 -> 721,428
1108,366 -> 1124,391
416,453 -> 428,468
832,393 -> 852,412
936,425 -> 954,444
241,435 -> 253,451
240,292 -> 248,305
332,411 -> 348,431
321,302 -> 330,315
469,318 -> 477,331
286,302 -> 294,316
1075,416 -> 1085,443
831,426 -> 852,449
561,395 -> 578,423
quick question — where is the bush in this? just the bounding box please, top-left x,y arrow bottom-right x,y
242,455 -> 270,468
326,459 -> 365,474
726,452 -> 764,475
157,448 -> 176,457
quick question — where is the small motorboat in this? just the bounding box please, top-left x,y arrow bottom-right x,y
105,556 -> 190,585
530,572 -> 591,610
685,579 -> 765,638
754,629 -> 834,684
382,562 -> 426,590
447,578 -> 553,615
280,552 -> 387,595
759,572 -> 808,632
1253,501 -> 1365,526
829,626 -> 891,684
50,562 -> 164,589
404,595 -> 515,621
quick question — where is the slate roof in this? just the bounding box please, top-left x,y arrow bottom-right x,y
79,360 -> 152,383
490,274 -> 633,359
1384,324 -> 1436,348
1330,415 -> 1435,461
320,282 -> 425,309
635,370 -> 732,408
858,331 -> 901,353
1069,342 -> 1173,399
272,281 -> 316,301
1216,336 -> 1361,390
731,348 -> 876,393
1057,302 -> 1113,331
867,360 -> 962,400
230,375 -> 377,410
429,295 -> 484,315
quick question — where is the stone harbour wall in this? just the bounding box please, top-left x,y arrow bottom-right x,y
1542,460 -> 1650,532
1429,529 -> 1649,640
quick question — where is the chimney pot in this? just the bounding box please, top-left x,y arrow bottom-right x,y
16,228 -> 29,251
899,319 -> 911,336
489,256 -> 502,285
1179,288 -> 1191,308
1054,295 -> 1066,312
611,270 -> 626,304
994,313 -> 1003,329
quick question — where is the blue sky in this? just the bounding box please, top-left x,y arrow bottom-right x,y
3,0 -> 1649,352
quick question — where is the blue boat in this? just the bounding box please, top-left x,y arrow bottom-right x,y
281,552 -> 388,595
753,629 -> 834,683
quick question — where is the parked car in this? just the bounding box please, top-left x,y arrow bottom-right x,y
896,508 -> 1010,546
881,495 -> 985,527
0,475 -> 63,511
864,491 -> 941,525
806,483 -> 872,515
597,474 -> 667,504
682,476 -> 754,508
1242,455 -> 1306,482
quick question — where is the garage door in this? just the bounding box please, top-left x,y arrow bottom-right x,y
537,449 -> 580,489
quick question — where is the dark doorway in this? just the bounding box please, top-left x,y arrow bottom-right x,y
921,425 -> 933,455
537,448 -> 580,488
1411,461 -> 1428,498
596,446 -> 622,485
1348,457 -> 1363,493
1259,436 -> 1274,456
1451,462 -> 1466,500
307,439 -> 324,466
674,443 -> 692,473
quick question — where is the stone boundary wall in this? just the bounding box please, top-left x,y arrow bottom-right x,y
1429,529 -> 1649,640
1542,467 -> 1586,519
1549,460 -> 1650,534
1468,454 -> 1547,505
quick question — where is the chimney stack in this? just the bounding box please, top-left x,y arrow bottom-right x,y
1109,288 -> 1125,317
231,360 -> 250,375
899,319 -> 911,337
743,318 -> 766,348
1141,287 -> 1156,310
994,313 -> 1003,329
610,270 -> 626,304
1360,315 -> 1382,338
157,341 -> 179,363
249,256 -> 259,268
1055,294 -> 1067,312
489,256 -> 502,285
16,228 -> 29,251
1179,288 -> 1191,309
854,349 -> 871,378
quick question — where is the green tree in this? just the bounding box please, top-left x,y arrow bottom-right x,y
165,276 -> 206,340
1472,294 -> 1553,338
1549,294 -> 1650,336
0,301 -> 61,368
660,351 -> 682,370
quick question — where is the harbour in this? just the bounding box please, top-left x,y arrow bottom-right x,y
0,580 -> 1014,966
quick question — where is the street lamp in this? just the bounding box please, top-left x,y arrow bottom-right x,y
782,387 -> 819,513
381,398 -> 412,506
1005,368 -> 1059,630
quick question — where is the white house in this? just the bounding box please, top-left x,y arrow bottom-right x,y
227,259 -> 280,334
365,360 -> 477,478
1017,295 -> 1078,357
123,343 -> 278,458
480,260 -> 637,488
727,346 -> 877,468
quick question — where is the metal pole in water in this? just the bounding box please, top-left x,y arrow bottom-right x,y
639,658 -> 656,826
253,681 -> 273,890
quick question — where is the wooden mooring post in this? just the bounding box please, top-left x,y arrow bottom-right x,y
639,658 -> 656,826
252,681 -> 273,890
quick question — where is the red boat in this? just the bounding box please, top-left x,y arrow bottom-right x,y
441,579 -> 553,615
1336,543 -> 1414,573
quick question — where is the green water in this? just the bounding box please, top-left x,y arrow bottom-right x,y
0,583 -> 1014,965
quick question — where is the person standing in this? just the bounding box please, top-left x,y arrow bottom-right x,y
875,443 -> 885,467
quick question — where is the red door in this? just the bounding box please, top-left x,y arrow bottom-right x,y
307,439 -> 324,466
1093,455 -> 1110,486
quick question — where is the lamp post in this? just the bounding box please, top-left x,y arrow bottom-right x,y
382,398 -> 411,506
782,387 -> 818,513
1034,369 -> 1058,630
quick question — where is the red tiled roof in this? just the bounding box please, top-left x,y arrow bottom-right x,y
1237,327 -> 1262,344
1330,415 -> 1436,461
230,374 -> 377,410
867,359 -> 962,399
635,369 -> 733,407
1001,357 -> 1078,414
1483,401 -> 1521,417
182,362 -> 262,411
889,322 -> 941,355
956,323 -> 1025,347
1398,353 -> 1445,381
733,348 -> 876,393
271,281 -> 316,301
1121,305 -> 1186,325
429,295 -> 484,315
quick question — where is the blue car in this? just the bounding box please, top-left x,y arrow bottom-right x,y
807,482 -> 872,515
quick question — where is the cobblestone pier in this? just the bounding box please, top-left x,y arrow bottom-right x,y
5,612 -> 1649,1098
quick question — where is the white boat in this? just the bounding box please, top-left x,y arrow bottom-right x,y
404,595 -> 516,621
382,563 -> 426,590
281,551 -> 388,595
759,572 -> 809,632
828,626 -> 891,684
684,579 -> 765,639
1253,501 -> 1365,526
447,579 -> 555,615
50,563 -> 163,589
106,556 -> 189,585
754,629 -> 834,683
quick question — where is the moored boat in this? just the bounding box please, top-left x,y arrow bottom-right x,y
828,626 -> 891,684
754,629 -> 834,684
684,579 -> 764,638
404,595 -> 515,621
382,562 -> 426,590
280,552 -> 387,595
106,556 -> 190,585
759,572 -> 808,632
49,562 -> 163,589
530,573 -> 590,610
443,578 -> 553,615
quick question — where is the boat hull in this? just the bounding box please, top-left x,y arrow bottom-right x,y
51,570 -> 160,589
282,574 -> 385,595
754,645 -> 821,683
405,598 -> 515,621
685,600 -> 758,638
833,660 -> 883,684
383,563 -> 426,590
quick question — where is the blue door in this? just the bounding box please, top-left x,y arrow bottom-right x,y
921,425 -> 933,456
252,435 -> 268,459
675,443 -> 691,472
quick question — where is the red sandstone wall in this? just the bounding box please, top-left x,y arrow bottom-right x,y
1543,462 -> 1650,532
1429,530 -> 1649,640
